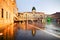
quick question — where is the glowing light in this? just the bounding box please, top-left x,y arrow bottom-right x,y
32,29 -> 36,36
46,17 -> 52,24
0,33 -> 3,35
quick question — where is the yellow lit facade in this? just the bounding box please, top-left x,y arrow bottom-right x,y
18,11 -> 45,21
0,0 -> 18,28
18,7 -> 45,21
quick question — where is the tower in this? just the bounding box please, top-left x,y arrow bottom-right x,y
32,7 -> 36,14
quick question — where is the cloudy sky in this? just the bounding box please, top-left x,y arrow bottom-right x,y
16,0 -> 60,14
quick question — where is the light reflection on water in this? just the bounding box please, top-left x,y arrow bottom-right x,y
3,21 -> 45,40
0,21 -> 60,40
0,24 -> 14,40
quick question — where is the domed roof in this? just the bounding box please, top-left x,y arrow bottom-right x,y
32,7 -> 36,11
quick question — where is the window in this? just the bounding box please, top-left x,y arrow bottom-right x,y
6,12 -> 8,19
2,9 -> 3,18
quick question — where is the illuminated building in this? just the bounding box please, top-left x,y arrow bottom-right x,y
18,7 -> 45,23
0,0 -> 18,39
18,7 -> 46,30
0,0 -> 18,28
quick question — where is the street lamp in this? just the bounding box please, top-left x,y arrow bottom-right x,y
26,14 -> 28,30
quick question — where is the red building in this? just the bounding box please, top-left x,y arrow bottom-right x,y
52,12 -> 60,24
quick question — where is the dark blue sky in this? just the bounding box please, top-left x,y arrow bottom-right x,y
16,0 -> 60,14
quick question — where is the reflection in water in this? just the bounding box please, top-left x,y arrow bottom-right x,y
0,20 -> 46,40
0,19 -> 60,40
32,29 -> 36,36
0,24 -> 14,40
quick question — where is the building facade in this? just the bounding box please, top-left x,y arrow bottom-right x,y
52,12 -> 60,24
0,0 -> 18,28
0,0 -> 18,39
18,7 -> 46,23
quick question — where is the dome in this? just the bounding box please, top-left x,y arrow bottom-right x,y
32,7 -> 36,11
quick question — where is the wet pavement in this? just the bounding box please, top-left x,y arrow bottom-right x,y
45,22 -> 60,37
0,21 -> 60,40
15,29 -> 60,40
14,21 -> 60,40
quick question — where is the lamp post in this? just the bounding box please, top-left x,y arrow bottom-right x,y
33,14 -> 35,24
26,14 -> 28,30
